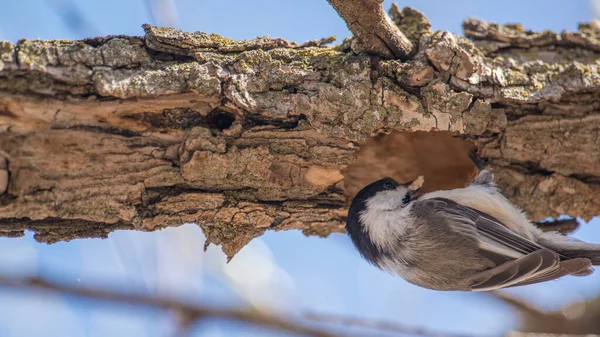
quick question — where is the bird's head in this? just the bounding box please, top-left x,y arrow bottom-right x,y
345,176 -> 423,264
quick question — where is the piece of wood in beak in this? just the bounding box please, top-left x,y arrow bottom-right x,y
409,176 -> 425,191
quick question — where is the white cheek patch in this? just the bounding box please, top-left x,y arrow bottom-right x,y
365,190 -> 403,211
360,191 -> 413,250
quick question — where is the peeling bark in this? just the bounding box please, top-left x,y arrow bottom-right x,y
1,8 -> 599,259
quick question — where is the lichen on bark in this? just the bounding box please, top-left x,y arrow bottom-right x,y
1,7 -> 599,259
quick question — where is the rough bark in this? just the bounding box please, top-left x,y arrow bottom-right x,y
1,8 -> 599,259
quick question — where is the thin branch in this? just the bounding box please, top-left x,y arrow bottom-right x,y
301,36 -> 338,48
327,0 -> 413,59
304,312 -> 489,337
535,218 -> 580,235
485,291 -> 547,318
0,275 -> 342,337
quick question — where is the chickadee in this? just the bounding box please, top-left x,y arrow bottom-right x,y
346,170 -> 600,291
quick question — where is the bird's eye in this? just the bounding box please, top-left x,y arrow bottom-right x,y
383,181 -> 395,190
402,194 -> 411,204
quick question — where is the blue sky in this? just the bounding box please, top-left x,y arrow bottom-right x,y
0,0 -> 593,42
1,1 -> 599,336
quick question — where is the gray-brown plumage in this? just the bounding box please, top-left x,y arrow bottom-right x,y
346,170 -> 599,291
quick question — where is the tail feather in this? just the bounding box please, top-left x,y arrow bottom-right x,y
561,258 -> 594,276
536,231 -> 600,265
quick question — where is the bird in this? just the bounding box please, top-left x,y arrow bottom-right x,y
345,169 -> 600,291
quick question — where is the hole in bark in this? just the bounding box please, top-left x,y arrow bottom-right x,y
206,110 -> 235,131
283,85 -> 298,94
341,131 -> 479,204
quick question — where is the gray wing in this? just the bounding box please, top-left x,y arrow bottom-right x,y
414,198 -> 590,291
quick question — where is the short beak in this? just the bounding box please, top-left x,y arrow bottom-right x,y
402,175 -> 425,197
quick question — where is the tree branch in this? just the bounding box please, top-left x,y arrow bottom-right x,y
486,290 -> 600,335
535,218 -> 580,235
327,0 -> 414,59
485,291 -> 547,318
0,275 -> 341,337
305,312 -> 479,337
2,10 -> 600,258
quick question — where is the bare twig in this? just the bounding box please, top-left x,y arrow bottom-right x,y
327,0 -> 414,59
0,275 -> 341,337
487,290 -> 600,334
535,218 -> 580,235
301,36 -> 338,48
305,312 -> 488,337
485,291 -> 547,318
